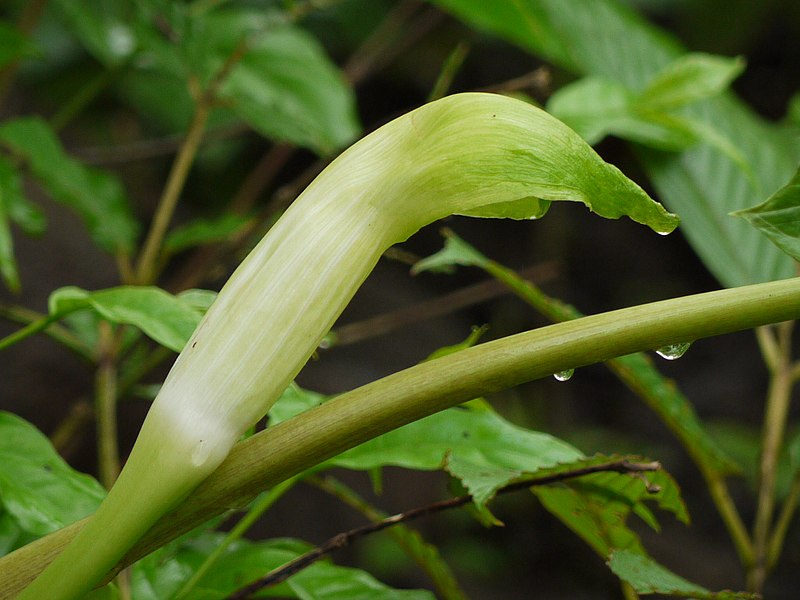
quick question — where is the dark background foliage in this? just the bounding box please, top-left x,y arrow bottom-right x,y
1,0 -> 799,597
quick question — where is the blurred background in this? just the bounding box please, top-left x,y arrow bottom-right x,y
1,0 -> 799,597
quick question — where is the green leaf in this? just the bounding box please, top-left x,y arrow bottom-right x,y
57,1 -> 361,153
201,10 -> 361,155
0,22 -> 39,68
177,288 -> 218,314
608,549 -> 755,599
532,465 -> 687,559
267,385 -> 583,487
0,412 -> 105,536
164,214 -> 250,255
411,232 -> 489,275
132,531 -> 435,599
637,53 -> 745,110
434,0 -> 800,286
49,286 -> 204,352
734,166 -> 800,261
333,403 -> 583,474
0,117 -> 139,253
548,53 -> 748,155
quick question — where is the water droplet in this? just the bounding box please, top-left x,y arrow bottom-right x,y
553,369 -> 574,382
655,342 -> 692,360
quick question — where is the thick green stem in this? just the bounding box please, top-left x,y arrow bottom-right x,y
4,277 -> 800,597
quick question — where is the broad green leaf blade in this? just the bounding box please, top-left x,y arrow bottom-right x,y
0,118 -> 139,253
177,289 -> 218,314
49,286 -> 205,352
0,412 -> 105,536
132,532 -> 435,600
547,77 -> 638,146
201,10 -> 361,155
432,0 -> 800,286
608,549 -> 755,599
415,232 -> 739,476
431,0 -> 681,88
637,53 -> 745,110
267,384 -> 582,482
547,77 -> 696,150
164,214 -> 250,255
734,166 -> 800,261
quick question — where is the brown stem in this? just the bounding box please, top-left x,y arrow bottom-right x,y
134,40 -> 250,284
325,263 -> 557,348
749,322 -> 795,591
227,460 -> 660,598
95,323 -> 121,489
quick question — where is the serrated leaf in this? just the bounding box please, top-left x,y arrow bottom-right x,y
637,53 -> 745,110
0,117 -> 139,253
164,214 -> 250,255
734,166 -> 800,261
49,285 -> 204,352
0,412 -> 105,536
532,464 -> 687,559
434,0 -> 800,286
266,385 -> 582,484
608,549 -> 755,599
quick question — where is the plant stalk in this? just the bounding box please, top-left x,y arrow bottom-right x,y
134,100 -> 213,285
95,322 -> 121,489
749,321 -> 795,591
4,276 -> 800,596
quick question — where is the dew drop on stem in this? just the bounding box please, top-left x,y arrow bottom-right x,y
655,342 -> 692,360
553,368 -> 574,382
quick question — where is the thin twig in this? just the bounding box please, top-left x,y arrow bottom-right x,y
750,321 -> 796,591
323,263 -> 558,348
309,474 -> 468,600
226,459 -> 660,599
